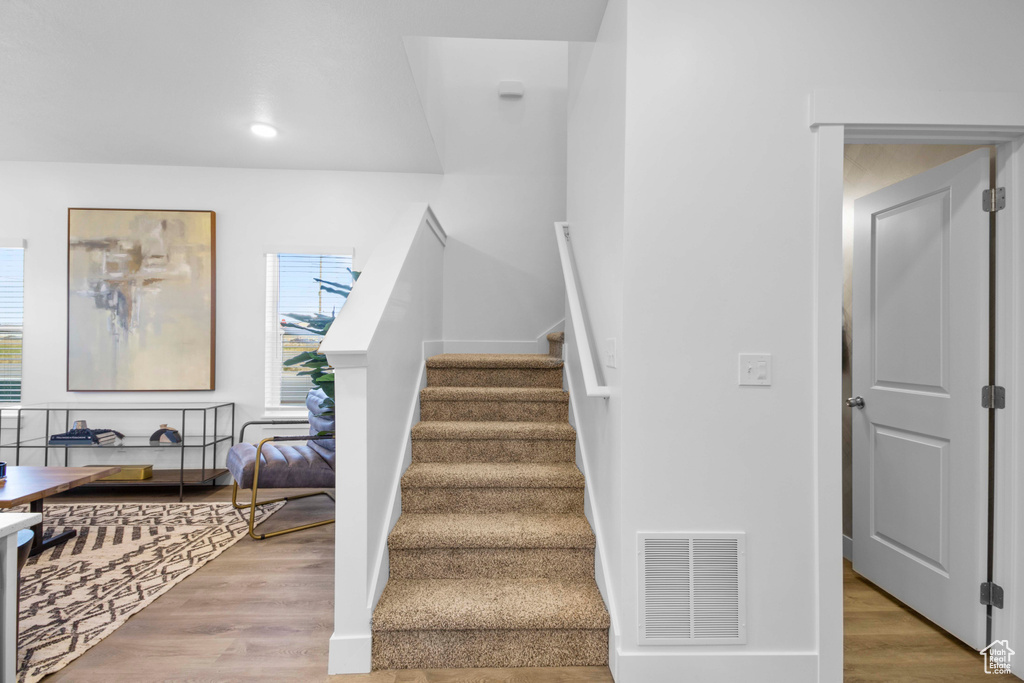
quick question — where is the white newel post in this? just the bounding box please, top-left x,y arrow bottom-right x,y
320,203 -> 446,675
327,361 -> 372,674
0,513 -> 40,683
0,533 -> 14,683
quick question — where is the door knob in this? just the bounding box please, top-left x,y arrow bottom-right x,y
846,396 -> 865,409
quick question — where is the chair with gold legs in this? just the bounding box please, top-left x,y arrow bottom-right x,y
226,389 -> 336,540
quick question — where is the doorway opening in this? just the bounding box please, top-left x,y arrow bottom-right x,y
841,144 -> 999,679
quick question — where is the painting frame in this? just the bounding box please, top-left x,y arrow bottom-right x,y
66,208 -> 216,392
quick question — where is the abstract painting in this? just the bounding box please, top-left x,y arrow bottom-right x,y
67,209 -> 215,391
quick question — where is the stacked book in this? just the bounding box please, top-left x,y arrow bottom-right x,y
48,428 -> 124,446
48,429 -> 95,446
94,429 -> 120,446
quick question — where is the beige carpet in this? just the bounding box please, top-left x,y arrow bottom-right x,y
9,501 -> 282,683
372,333 -> 610,669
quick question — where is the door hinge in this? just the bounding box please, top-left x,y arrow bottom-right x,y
983,187 -> 1006,213
982,385 -> 1006,410
981,581 -> 1005,609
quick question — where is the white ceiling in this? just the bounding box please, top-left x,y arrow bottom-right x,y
0,0 -> 607,173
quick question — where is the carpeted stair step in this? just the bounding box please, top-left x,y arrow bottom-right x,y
401,462 -> 585,513
389,512 -> 595,549
411,421 -> 577,463
388,512 -> 595,579
420,387 -> 569,422
389,546 -> 596,580
547,331 -> 564,359
373,348 -> 608,670
371,578 -> 610,669
426,354 -> 563,388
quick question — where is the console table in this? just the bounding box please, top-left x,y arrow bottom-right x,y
0,403 -> 235,501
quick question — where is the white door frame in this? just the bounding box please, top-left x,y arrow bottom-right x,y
810,89 -> 1024,681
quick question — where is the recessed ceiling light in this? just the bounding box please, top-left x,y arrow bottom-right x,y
250,123 -> 278,138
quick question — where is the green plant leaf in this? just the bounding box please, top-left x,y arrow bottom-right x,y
314,277 -> 351,289
313,374 -> 335,400
279,269 -> 355,399
283,351 -> 318,366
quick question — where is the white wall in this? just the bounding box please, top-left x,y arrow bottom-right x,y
0,35 -> 572,455
0,36 -> 573,671
0,161 -> 441,467
566,0 -> 626,664
570,0 -> 1024,680
408,37 -> 569,345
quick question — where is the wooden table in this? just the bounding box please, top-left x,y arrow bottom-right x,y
0,467 -> 120,556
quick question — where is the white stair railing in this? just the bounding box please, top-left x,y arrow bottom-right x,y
321,203 -> 446,674
554,222 -> 610,399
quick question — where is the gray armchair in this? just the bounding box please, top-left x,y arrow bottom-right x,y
227,388 -> 335,539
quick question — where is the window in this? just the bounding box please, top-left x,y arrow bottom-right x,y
265,252 -> 353,410
0,246 -> 24,404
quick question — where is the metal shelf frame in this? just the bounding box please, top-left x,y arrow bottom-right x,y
0,402 -> 235,501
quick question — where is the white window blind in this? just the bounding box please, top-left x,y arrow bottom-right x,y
0,247 -> 24,404
265,253 -> 353,409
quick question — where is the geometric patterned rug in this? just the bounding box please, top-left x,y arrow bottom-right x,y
8,502 -> 282,683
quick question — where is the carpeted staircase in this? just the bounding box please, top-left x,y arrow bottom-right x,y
371,332 -> 610,669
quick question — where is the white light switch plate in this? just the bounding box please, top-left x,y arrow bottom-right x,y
739,353 -> 772,386
605,338 -> 617,368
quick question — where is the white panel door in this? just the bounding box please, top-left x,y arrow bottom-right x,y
852,148 -> 990,649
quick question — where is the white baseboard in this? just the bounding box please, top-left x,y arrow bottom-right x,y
444,322 -> 565,356
614,651 -> 818,683
327,632 -> 371,674
537,319 -> 565,353
843,534 -> 853,562
608,627 -> 621,680
563,355 -> 621,651
444,340 -> 540,354
366,340 -> 443,612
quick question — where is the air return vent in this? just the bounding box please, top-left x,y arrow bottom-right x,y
638,532 -> 746,645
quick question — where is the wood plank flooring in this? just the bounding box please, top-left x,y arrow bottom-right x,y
36,487 -> 994,681
41,485 -> 613,683
44,485 -> 335,682
843,560 -> 994,681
